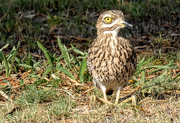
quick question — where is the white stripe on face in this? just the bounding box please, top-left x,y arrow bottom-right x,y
102,14 -> 112,19
103,25 -> 122,37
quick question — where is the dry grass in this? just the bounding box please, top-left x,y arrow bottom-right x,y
0,0 -> 180,122
1,91 -> 179,122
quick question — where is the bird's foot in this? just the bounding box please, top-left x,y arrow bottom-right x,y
96,96 -> 113,105
89,95 -> 113,108
117,95 -> 137,106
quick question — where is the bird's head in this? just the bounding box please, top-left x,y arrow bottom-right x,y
96,10 -> 132,36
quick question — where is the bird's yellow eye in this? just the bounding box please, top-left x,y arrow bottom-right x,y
104,17 -> 112,23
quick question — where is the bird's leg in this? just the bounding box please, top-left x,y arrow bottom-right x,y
90,86 -> 113,107
102,89 -> 108,101
114,87 -> 137,105
101,85 -> 111,103
89,87 -> 97,108
114,90 -> 121,105
90,95 -> 96,108
94,85 -> 113,105
98,86 -> 113,105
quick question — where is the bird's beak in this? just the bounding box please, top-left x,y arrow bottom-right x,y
117,21 -> 132,28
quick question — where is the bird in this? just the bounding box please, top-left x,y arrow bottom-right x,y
87,10 -> 137,105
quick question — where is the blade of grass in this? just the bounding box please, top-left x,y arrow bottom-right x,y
19,64 -> 33,69
71,44 -> 86,56
56,66 -> 76,81
0,52 -> 3,62
1,51 -> 9,77
0,43 -> 9,52
173,72 -> 180,81
9,41 -> 20,76
69,54 -> 76,65
146,66 -> 171,69
43,66 -> 53,78
37,41 -> 54,68
135,57 -> 154,75
79,58 -> 87,83
141,71 -> 145,85
57,38 -> 72,69
140,71 -> 146,97
6,47 -> 16,61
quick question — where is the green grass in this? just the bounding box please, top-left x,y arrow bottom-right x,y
0,37 -> 179,122
0,0 -> 179,48
0,0 -> 180,122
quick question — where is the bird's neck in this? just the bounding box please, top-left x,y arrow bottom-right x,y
96,31 -> 131,55
97,29 -> 119,39
97,32 -> 118,42
96,32 -> 119,55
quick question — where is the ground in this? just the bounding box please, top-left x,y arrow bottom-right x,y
0,0 -> 180,122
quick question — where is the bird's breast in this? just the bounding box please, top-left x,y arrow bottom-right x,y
87,37 -> 136,91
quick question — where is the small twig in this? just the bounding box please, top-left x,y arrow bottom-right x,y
120,83 -> 142,100
66,76 -> 85,86
131,83 -> 143,94
0,90 -> 13,102
66,76 -> 78,84
56,89 -> 75,99
84,87 -> 94,93
0,90 -> 19,116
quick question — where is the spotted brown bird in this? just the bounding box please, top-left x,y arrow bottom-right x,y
87,10 -> 137,105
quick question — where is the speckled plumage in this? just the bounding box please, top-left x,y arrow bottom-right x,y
87,10 -> 137,104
